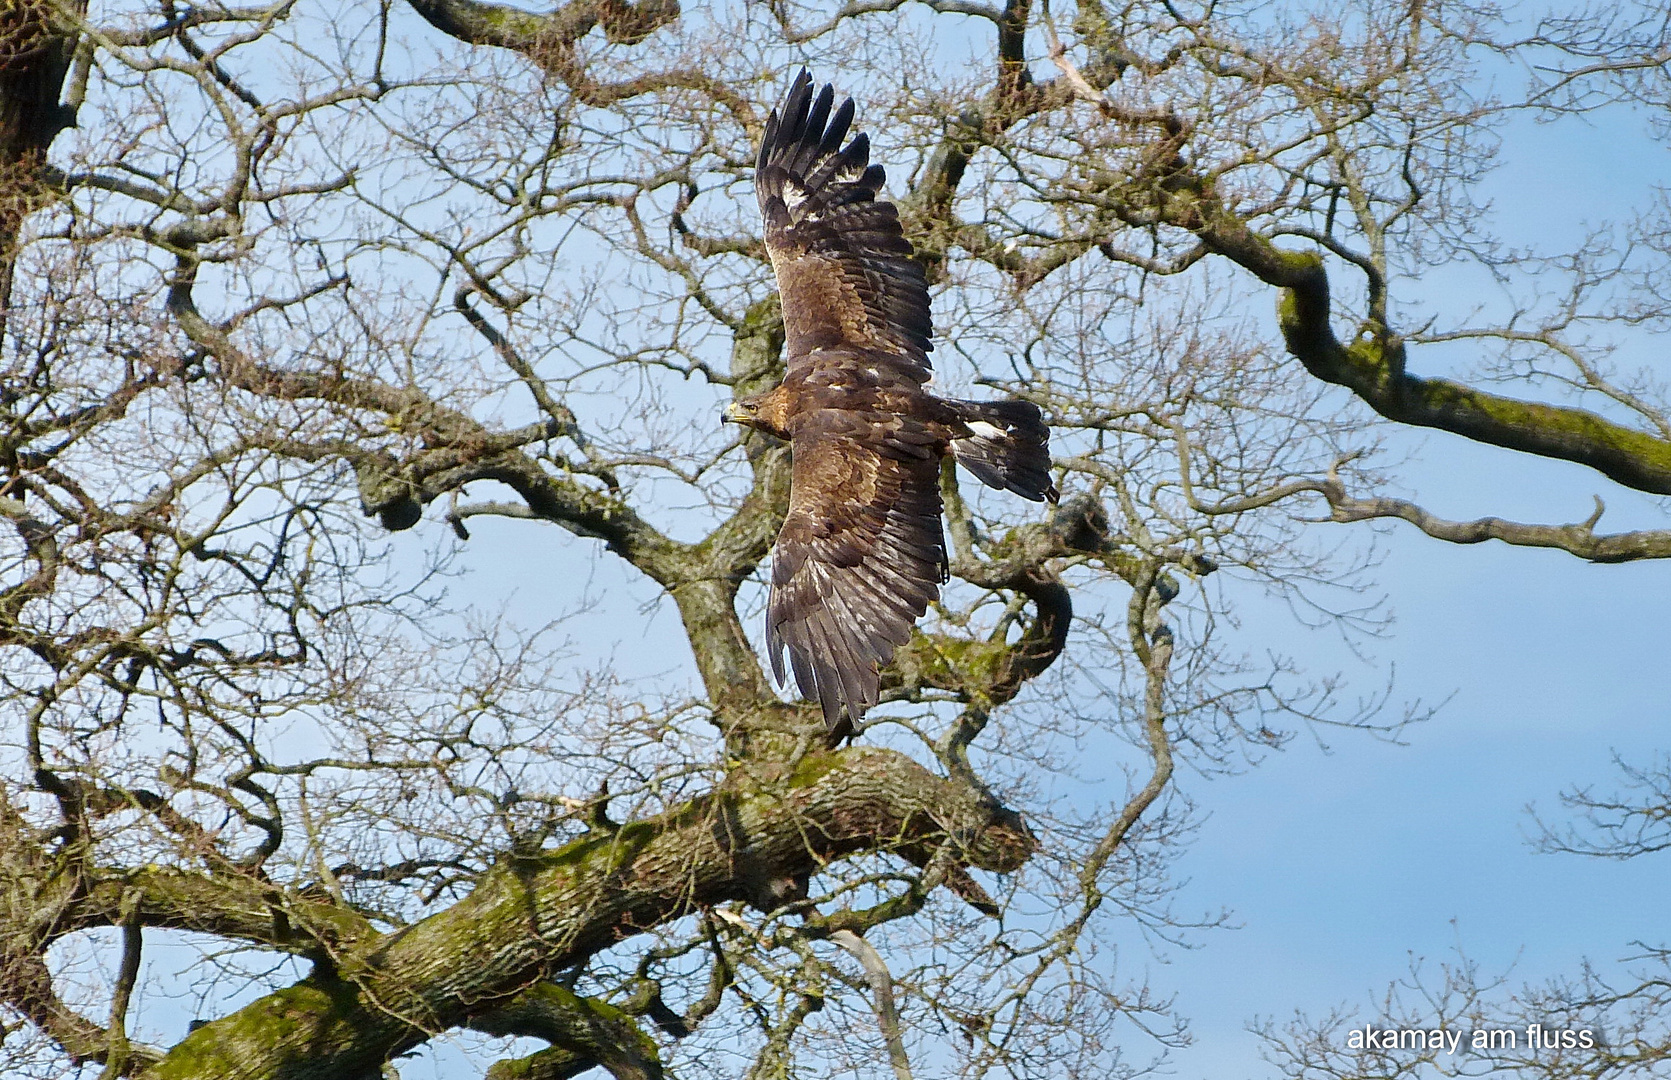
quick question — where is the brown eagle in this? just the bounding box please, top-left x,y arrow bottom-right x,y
724,71 -> 1057,734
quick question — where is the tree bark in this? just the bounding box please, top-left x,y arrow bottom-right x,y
0,0 -> 83,350
137,747 -> 1033,1080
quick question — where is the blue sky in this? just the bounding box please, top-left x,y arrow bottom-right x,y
1164,430 -> 1671,1076
61,8 -> 1667,1076
406,54 -> 1671,1080
422,414 -> 1671,1080
1154,94 -> 1671,1075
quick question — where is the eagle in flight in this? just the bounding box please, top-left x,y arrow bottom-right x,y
725,71 -> 1057,735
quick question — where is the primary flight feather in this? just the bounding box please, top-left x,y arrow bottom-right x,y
725,71 -> 1057,735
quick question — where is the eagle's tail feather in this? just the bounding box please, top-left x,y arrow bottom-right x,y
950,399 -> 1058,504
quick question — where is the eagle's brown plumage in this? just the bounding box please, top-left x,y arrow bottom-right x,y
729,71 -> 1057,736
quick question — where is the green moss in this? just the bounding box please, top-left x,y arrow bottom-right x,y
788,751 -> 841,788
1277,286 -> 1304,333
935,636 -> 1008,684
484,1045 -> 591,1080
1421,377 -> 1671,464
1343,335 -> 1394,390
481,982 -> 660,1070
485,1056 -> 535,1080
510,980 -> 637,1028
537,818 -> 658,873
1274,247 -> 1324,275
476,6 -> 548,38
150,978 -> 368,1078
890,630 -> 1010,702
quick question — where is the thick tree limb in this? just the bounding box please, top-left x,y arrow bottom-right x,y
403,0 -> 677,50
137,747 -> 1033,1080
888,491 -> 1128,712
0,2 -> 80,141
1044,23 -> 1671,500
402,0 -> 750,117
0,0 -> 85,353
0,790 -> 379,966
471,982 -> 663,1080
0,950 -> 163,1075
483,1046 -> 594,1080
1167,181 -> 1671,496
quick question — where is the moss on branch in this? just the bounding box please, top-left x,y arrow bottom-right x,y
139,748 -> 1033,1080
1168,181 -> 1671,495
471,982 -> 663,1080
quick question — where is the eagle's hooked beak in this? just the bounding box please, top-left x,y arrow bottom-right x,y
721,401 -> 751,426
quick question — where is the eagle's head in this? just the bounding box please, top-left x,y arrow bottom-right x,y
721,399 -> 761,427
721,389 -> 792,439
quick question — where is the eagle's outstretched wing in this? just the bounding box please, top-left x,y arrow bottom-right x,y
766,413 -> 947,732
757,70 -> 932,383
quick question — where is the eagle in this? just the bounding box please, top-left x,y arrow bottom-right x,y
724,71 -> 1057,736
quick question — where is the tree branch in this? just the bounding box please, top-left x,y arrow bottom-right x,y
1320,488 -> 1671,564
138,748 -> 1034,1080
829,930 -> 913,1080
1171,180 -> 1671,495
402,0 -> 751,119
1176,426 -> 1671,562
471,982 -> 663,1080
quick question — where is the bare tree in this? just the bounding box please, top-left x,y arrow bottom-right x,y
0,1 -> 1666,1078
